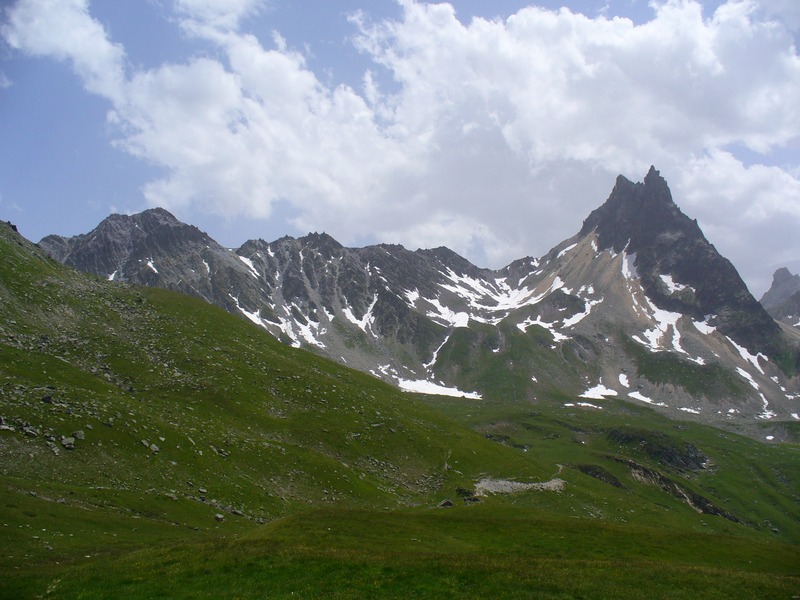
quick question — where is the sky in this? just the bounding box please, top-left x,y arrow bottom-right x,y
1,0 -> 799,296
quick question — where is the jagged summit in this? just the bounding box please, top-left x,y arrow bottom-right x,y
579,166 -> 699,254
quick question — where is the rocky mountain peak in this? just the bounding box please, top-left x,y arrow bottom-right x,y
299,231 -> 344,257
38,207 -> 218,283
760,267 -> 800,310
579,167 -> 780,356
579,166 -> 694,254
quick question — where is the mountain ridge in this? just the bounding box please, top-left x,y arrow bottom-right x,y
37,168 -> 800,432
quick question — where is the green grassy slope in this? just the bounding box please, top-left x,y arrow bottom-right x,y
1,222 -> 798,598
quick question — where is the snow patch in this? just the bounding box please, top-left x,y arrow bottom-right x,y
397,378 -> 482,399
693,317 -> 716,335
343,294 -> 379,333
229,294 -> 264,329
628,391 -> 667,407
107,270 -> 117,281
568,401 -> 603,409
238,255 -> 260,279
726,337 -> 766,374
424,295 -> 470,328
678,407 -> 701,415
146,259 -> 158,274
736,367 -> 760,391
618,374 -> 629,388
621,251 -> 637,280
517,316 -> 569,342
562,296 -> 603,328
659,274 -> 693,294
425,333 -> 451,370
580,382 -> 618,400
635,296 -> 686,354
405,288 -> 420,306
758,393 -> 776,419
557,243 -> 577,258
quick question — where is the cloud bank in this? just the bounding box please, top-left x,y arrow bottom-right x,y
3,0 -> 799,293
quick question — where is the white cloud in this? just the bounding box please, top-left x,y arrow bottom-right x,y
678,150 -> 800,294
174,0 -> 265,29
758,0 -> 800,30
2,0 -> 799,294
1,0 -> 126,102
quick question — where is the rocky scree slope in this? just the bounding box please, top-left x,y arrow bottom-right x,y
38,169 -> 800,431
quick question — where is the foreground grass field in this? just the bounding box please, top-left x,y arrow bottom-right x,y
1,222 -> 798,597
4,506 -> 798,599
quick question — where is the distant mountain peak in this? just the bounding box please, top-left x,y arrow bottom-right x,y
765,267 -> 800,298
300,231 -> 344,255
760,267 -> 800,318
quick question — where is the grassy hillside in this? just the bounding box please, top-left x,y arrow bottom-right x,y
1,221 -> 798,598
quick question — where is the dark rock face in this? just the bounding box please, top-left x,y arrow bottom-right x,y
580,166 -> 781,356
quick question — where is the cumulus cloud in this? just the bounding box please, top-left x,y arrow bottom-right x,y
1,0 -> 126,102
679,150 -> 800,294
2,0 -> 799,293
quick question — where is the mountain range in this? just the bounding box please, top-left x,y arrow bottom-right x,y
40,167 -> 800,435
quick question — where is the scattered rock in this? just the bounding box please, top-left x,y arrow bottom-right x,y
438,499 -> 454,508
61,436 -> 75,450
214,513 -> 225,522
474,477 -> 566,496
72,430 -> 85,440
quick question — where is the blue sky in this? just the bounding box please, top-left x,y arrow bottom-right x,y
1,0 -> 799,295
